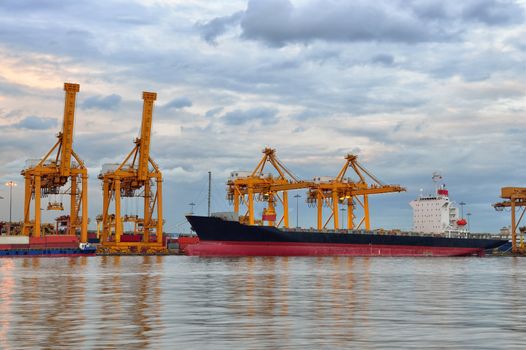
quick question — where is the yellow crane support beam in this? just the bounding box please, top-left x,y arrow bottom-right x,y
98,91 -> 165,254
493,187 -> 526,253
308,154 -> 405,231
59,83 -> 79,177
21,83 -> 88,242
137,92 -> 156,182
227,148 -> 311,228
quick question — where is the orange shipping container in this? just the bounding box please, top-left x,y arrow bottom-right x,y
45,236 -> 79,244
29,237 -> 47,245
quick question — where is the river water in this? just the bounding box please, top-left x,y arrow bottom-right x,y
1,256 -> 525,349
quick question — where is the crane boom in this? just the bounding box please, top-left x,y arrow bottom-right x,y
346,185 -> 405,196
494,187 -> 526,253
235,181 -> 313,193
137,92 -> 157,181
59,83 -> 80,177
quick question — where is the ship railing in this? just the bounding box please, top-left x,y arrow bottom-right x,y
278,227 -> 501,240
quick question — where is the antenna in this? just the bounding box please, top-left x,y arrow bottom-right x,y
432,171 -> 442,194
208,171 -> 211,217
432,172 -> 442,184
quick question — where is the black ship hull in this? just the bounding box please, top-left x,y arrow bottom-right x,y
184,216 -> 507,257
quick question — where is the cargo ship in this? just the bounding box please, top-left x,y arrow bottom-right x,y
183,215 -> 507,257
183,174 -> 507,257
0,235 -> 96,257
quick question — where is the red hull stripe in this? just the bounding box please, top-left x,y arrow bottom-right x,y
184,240 -> 484,257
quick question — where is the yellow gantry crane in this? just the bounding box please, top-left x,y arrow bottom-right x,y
493,187 -> 526,253
98,91 -> 164,252
227,148 -> 311,227
307,154 -> 405,230
21,83 -> 88,242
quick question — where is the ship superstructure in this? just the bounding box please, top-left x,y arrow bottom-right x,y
409,174 -> 467,234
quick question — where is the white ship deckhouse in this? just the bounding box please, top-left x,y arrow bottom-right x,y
410,174 -> 467,234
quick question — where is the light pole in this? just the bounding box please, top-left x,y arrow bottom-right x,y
459,201 -> 466,218
340,207 -> 346,229
294,194 -> 301,228
467,212 -> 472,232
189,202 -> 195,215
5,181 -> 17,235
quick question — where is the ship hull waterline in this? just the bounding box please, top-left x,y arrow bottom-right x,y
0,248 -> 96,258
185,215 -> 507,257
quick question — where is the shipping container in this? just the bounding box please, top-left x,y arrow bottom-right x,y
29,237 -> 47,245
0,236 -> 30,245
45,235 -> 79,243
120,234 -> 142,242
178,236 -> 200,245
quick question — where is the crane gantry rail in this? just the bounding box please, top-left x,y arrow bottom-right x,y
493,187 -> 526,253
98,91 -> 164,253
21,83 -> 88,242
307,154 -> 405,230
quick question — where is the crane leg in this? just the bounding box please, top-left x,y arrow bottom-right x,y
248,187 -> 254,225
115,179 -> 122,243
364,194 -> 370,230
101,180 -> 109,244
317,191 -> 323,230
22,175 -> 32,236
34,176 -> 41,238
143,180 -> 151,243
156,177 -> 163,245
512,199 -> 517,253
81,173 -> 88,243
332,191 -> 339,230
283,191 -> 289,228
70,176 -> 77,236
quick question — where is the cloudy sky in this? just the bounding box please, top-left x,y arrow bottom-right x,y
0,0 -> 525,233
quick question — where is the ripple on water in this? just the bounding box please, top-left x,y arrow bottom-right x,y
1,256 -> 526,349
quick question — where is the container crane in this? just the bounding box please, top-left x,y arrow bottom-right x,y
493,187 -> 526,253
307,154 -> 405,230
98,91 -> 164,253
227,148 -> 311,227
20,83 -> 88,242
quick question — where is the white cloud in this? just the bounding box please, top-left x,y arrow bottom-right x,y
13,115 -> 57,130
0,0 -> 524,233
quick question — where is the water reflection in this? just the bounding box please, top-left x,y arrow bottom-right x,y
96,256 -> 163,349
0,259 -> 15,349
1,257 -> 526,349
211,256 -> 370,349
41,257 -> 87,348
